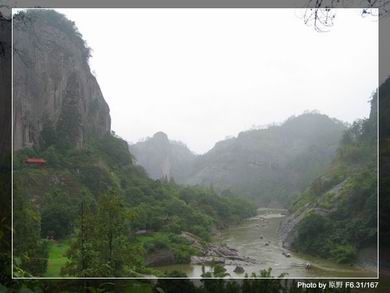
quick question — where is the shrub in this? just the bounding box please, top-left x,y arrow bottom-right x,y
331,244 -> 357,264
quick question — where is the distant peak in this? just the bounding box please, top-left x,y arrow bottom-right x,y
153,131 -> 169,141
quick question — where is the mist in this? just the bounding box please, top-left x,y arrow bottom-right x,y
57,8 -> 378,154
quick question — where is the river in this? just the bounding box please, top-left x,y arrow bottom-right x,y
155,208 -> 376,278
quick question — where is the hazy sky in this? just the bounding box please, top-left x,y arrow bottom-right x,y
54,9 -> 377,154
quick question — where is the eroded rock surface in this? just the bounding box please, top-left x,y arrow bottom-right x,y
13,11 -> 111,151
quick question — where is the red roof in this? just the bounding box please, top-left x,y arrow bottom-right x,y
25,158 -> 47,164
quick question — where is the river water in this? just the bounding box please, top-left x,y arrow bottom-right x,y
156,208 -> 376,278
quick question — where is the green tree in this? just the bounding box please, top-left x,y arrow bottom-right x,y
61,191 -> 97,277
93,191 -> 134,275
40,191 -> 76,240
62,190 -> 139,277
13,188 -> 48,276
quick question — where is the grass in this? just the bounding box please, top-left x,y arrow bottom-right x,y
44,240 -> 70,277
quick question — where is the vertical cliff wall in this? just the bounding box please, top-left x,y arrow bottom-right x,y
13,10 -> 111,151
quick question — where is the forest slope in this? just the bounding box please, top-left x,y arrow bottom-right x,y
281,91 -> 377,265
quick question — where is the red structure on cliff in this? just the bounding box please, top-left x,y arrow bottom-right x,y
25,158 -> 47,165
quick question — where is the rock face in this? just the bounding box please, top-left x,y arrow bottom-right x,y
129,132 -> 196,181
13,10 -> 111,151
279,179 -> 346,249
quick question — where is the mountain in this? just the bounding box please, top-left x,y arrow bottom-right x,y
12,10 -> 256,277
130,113 -> 346,206
129,132 -> 196,181
185,112 -> 347,205
280,92 -> 377,265
13,10 -> 111,151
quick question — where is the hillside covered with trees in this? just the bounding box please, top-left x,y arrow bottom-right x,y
281,91 -> 377,265
14,120 -> 256,277
12,10 -> 256,277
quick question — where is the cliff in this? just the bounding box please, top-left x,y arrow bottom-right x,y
129,131 -> 196,181
13,10 -> 110,151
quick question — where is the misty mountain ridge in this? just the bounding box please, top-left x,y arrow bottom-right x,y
129,111 -> 347,206
281,91 -> 377,265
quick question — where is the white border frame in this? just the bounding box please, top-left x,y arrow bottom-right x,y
11,7 -> 380,280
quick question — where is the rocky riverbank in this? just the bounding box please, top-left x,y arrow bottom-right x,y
181,231 -> 257,266
279,180 -> 345,249
144,231 -> 257,267
151,209 -> 375,278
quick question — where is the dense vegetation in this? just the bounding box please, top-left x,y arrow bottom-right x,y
291,92 -> 377,264
13,133 -> 256,277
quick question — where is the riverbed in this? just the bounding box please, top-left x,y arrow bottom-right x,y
155,208 -> 377,278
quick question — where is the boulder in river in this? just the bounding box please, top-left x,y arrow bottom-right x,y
206,244 -> 240,258
233,266 -> 245,274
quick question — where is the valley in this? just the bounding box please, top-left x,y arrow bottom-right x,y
11,9 -> 379,280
